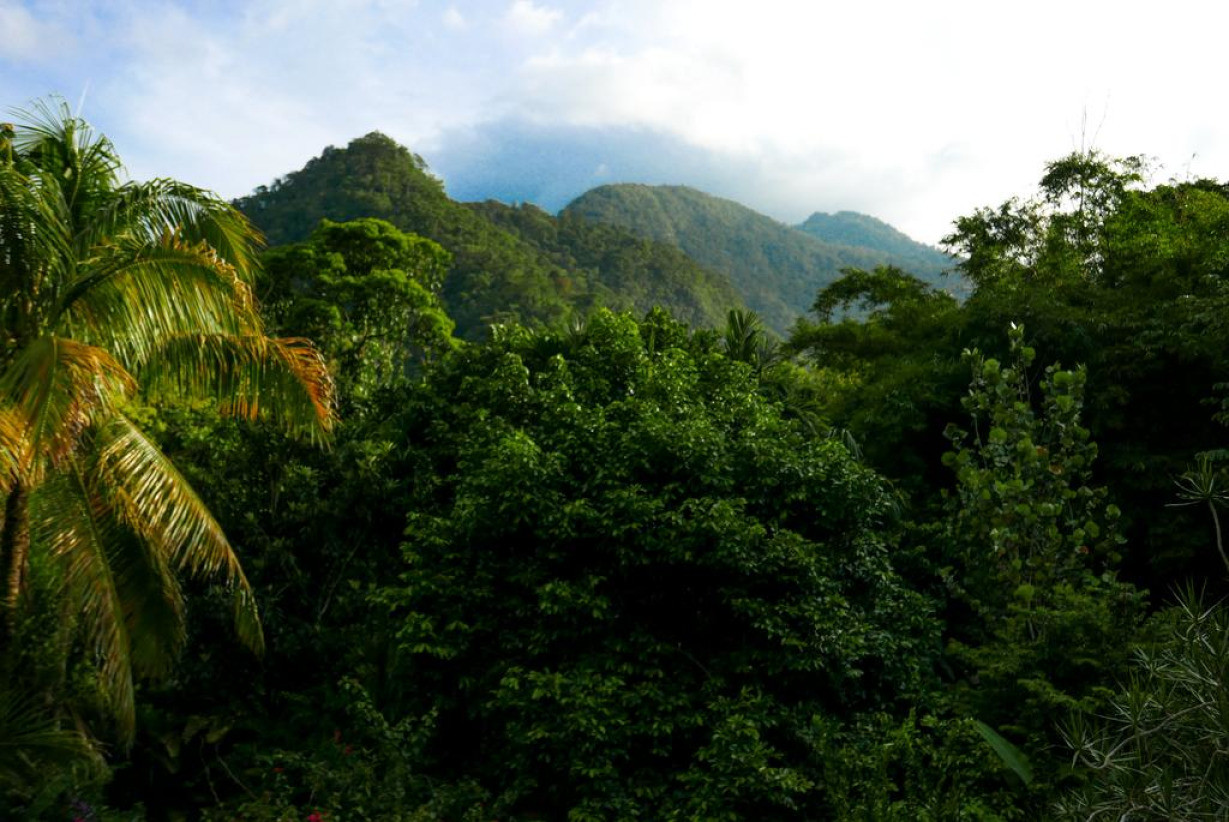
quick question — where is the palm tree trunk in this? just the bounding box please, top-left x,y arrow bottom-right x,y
0,482 -> 31,643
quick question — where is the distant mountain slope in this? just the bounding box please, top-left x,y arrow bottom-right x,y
235,134 -> 745,338
466,201 -> 745,331
563,185 -> 959,334
795,211 -> 957,283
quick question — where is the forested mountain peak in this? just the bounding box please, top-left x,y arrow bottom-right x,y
235,132 -> 447,247
797,210 -> 954,267
235,134 -> 745,337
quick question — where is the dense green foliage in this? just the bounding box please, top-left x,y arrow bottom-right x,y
939,328 -> 1144,772
782,152 -> 1229,814
562,184 -> 960,334
259,217 -> 458,404
791,154 -> 1229,593
379,309 -> 938,818
10,103 -> 1229,819
785,266 -> 966,493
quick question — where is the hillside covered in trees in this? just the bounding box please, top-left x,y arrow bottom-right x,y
562,184 -> 960,333
237,133 -> 956,340
5,104 -> 1229,822
796,210 -> 957,287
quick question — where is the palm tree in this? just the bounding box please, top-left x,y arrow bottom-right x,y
0,99 -> 334,741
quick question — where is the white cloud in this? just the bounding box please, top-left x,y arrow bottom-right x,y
0,0 -> 72,63
6,0 -> 1229,244
494,0 -> 1229,241
505,0 -> 563,36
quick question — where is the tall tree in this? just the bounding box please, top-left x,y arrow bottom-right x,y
0,100 -> 334,740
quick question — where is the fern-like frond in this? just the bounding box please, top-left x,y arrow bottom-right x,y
90,414 -> 262,655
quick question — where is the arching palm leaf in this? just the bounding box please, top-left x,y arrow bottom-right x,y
141,334 -> 335,441
60,238 -> 259,367
30,467 -> 136,726
91,413 -> 261,654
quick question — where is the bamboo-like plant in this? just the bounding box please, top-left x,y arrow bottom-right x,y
1169,455 -> 1229,575
1056,590 -> 1229,819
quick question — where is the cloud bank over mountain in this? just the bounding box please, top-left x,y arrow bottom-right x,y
4,0 -> 1228,244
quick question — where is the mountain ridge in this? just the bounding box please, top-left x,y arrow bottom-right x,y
236,133 -> 959,339
562,183 -> 960,334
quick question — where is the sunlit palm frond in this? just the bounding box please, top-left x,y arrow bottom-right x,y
140,334 -> 335,442
0,337 -> 135,475
263,336 -> 336,437
58,236 -> 260,367
9,98 -> 122,224
31,468 -> 135,737
0,409 -> 31,492
79,178 -> 264,279
91,414 -> 262,655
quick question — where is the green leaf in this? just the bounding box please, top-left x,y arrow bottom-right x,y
973,720 -> 1033,785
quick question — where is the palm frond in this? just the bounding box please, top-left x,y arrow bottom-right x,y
139,334 -> 335,441
102,521 -> 186,680
8,97 -> 122,222
0,408 -> 31,492
0,336 -> 135,476
57,235 -> 259,368
30,468 -> 135,739
0,163 -> 74,303
90,414 -> 263,655
0,683 -> 102,793
76,178 -> 263,278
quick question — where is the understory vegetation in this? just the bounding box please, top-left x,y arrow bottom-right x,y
3,104 -> 1229,820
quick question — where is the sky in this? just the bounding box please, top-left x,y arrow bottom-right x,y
3,0 -> 1228,246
